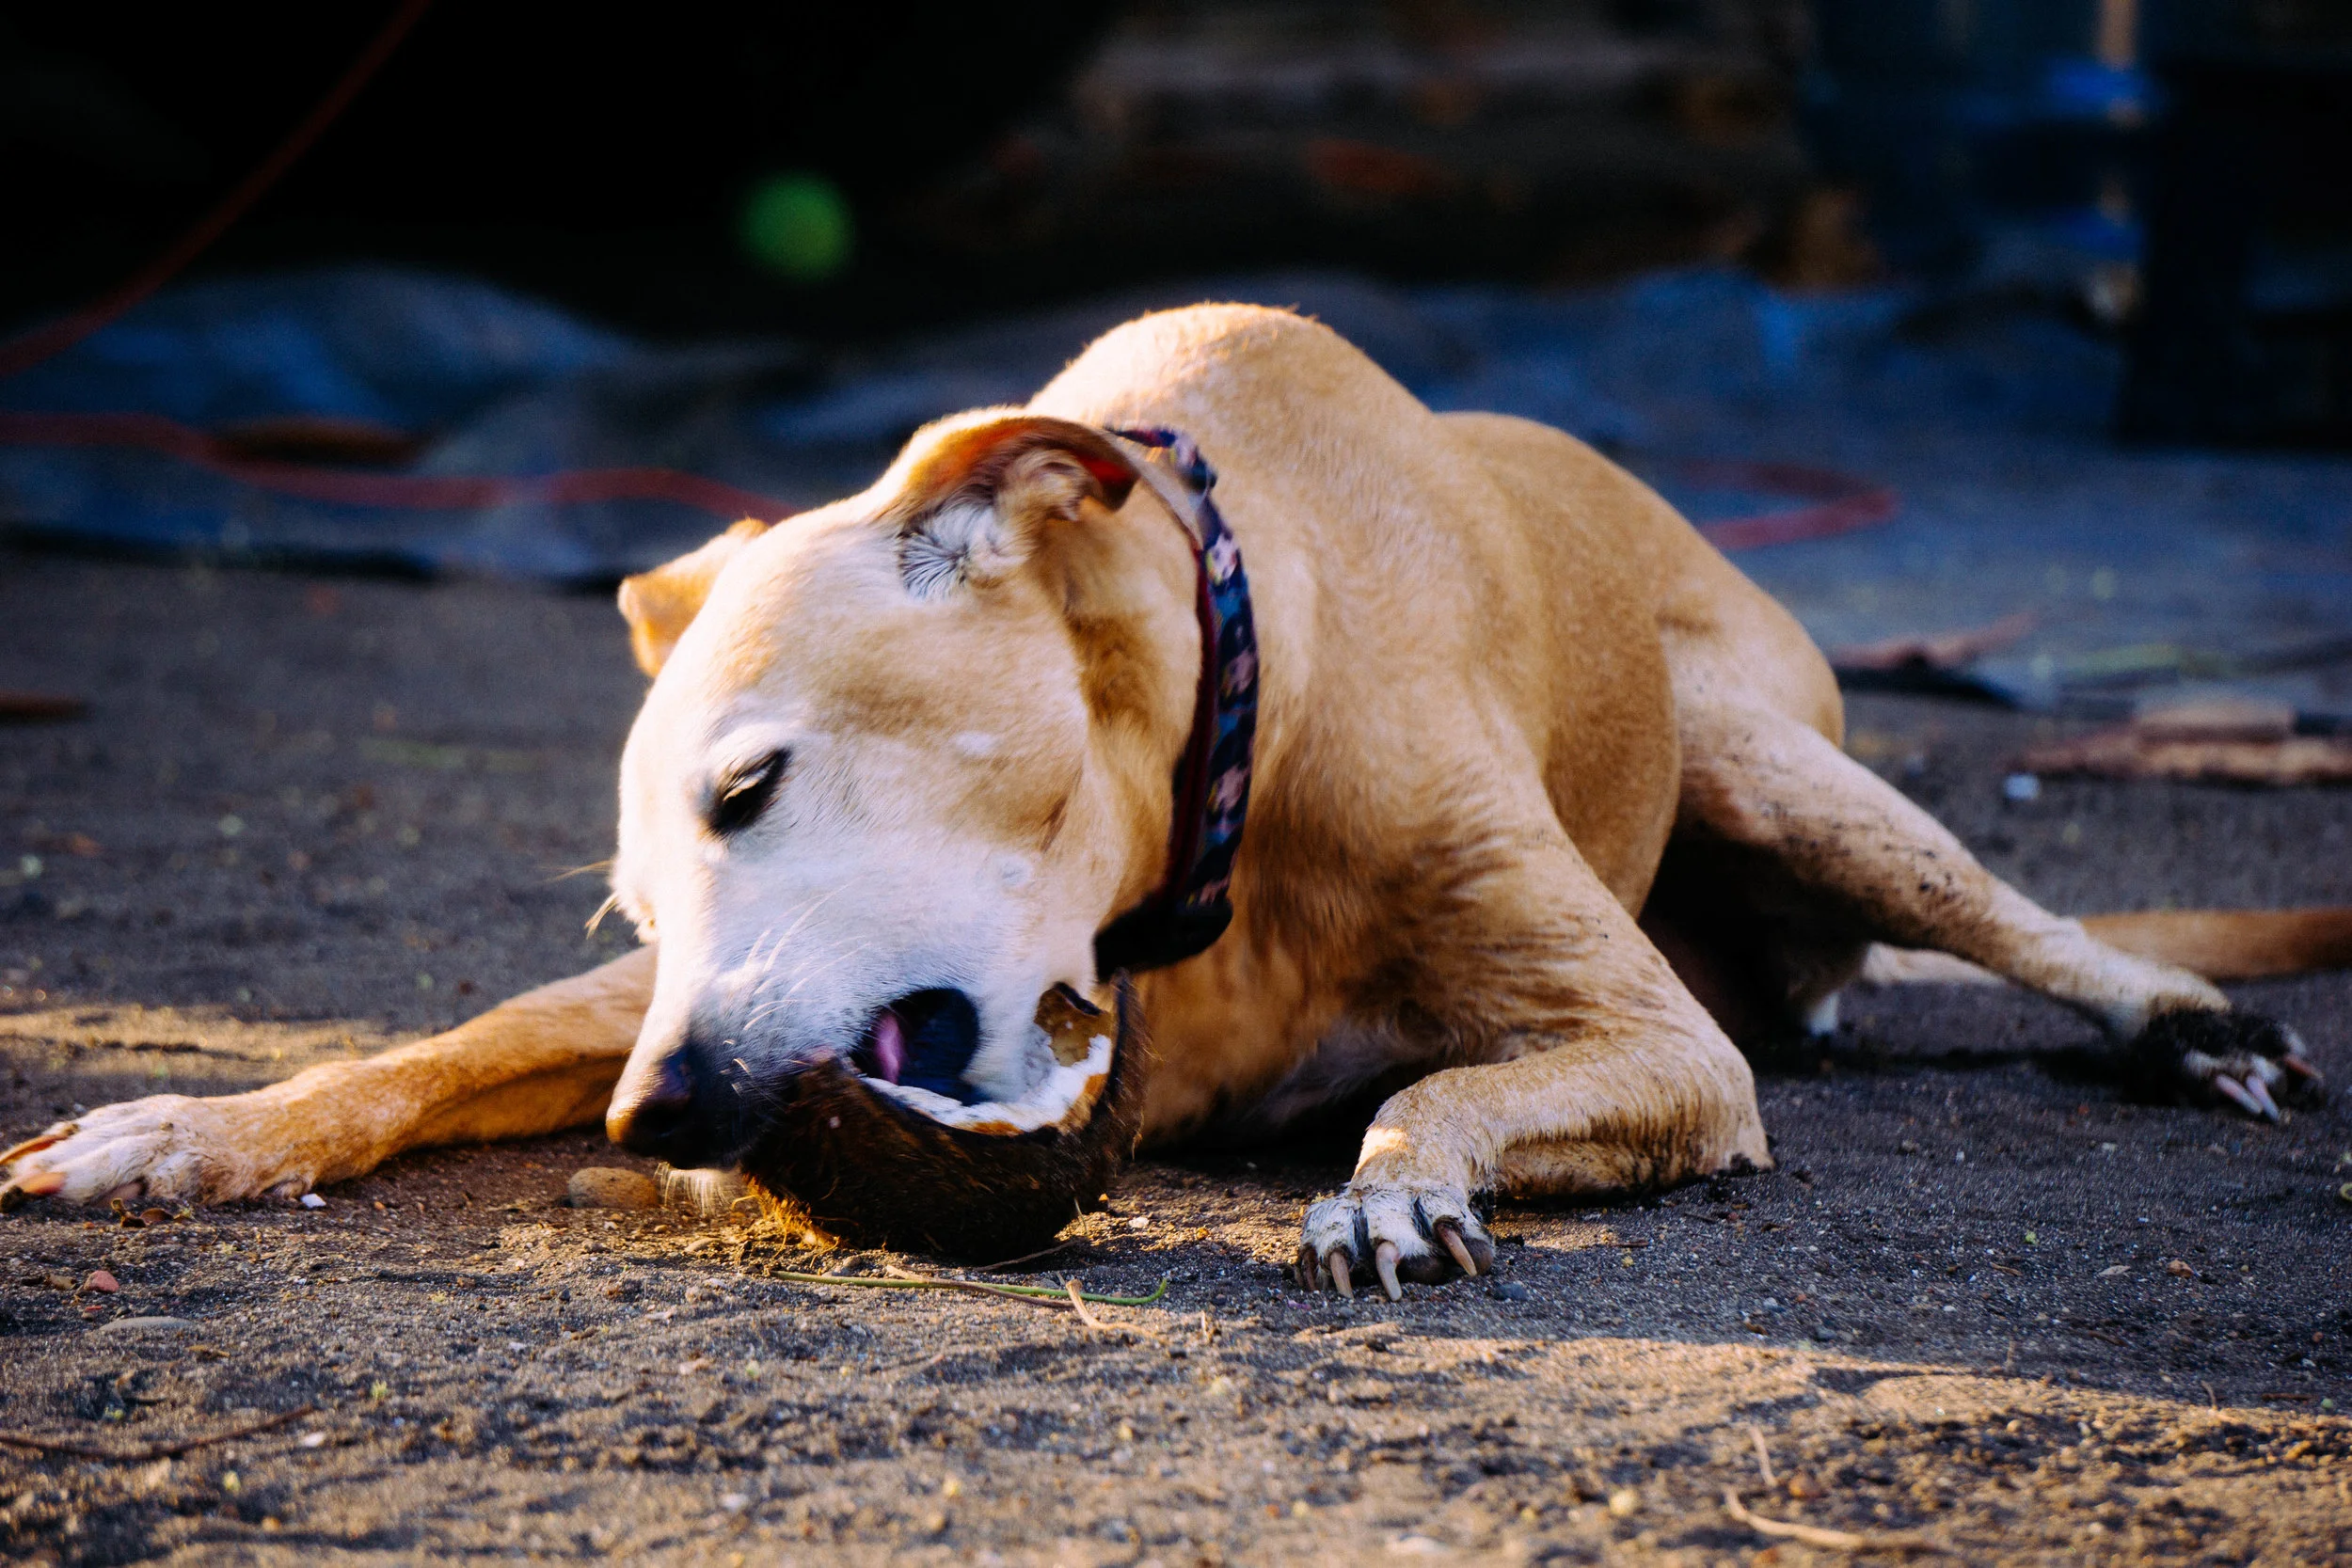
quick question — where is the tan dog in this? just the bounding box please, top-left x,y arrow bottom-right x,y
4,305 -> 2338,1297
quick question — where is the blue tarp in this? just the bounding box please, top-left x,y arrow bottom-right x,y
5,264 -> 2349,717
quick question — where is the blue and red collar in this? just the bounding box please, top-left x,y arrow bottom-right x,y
1091,426 -> 1259,978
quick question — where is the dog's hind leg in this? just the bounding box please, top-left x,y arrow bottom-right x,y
1296,831 -> 1771,1299
0,947 -> 655,1209
1672,700 -> 2319,1118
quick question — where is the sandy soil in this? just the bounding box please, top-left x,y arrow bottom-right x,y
1,550 -> 2347,1566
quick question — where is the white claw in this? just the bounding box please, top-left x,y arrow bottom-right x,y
1439,1224 -> 1480,1278
1375,1241 -> 1403,1301
1326,1250 -> 1353,1299
2244,1076 -> 2282,1122
2212,1076 -> 2264,1117
2282,1053 -> 2322,1084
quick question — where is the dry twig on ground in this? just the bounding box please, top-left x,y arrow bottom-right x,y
768,1264 -> 1168,1318
1722,1490 -> 1946,1554
0,1404 -> 315,1463
975,1240 -> 1077,1273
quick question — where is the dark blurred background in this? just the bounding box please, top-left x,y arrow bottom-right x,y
6,0 -> 2348,444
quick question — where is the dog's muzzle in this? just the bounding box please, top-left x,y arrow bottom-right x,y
612,981 -> 1149,1260
606,1035 -> 749,1170
743,978 -> 1147,1260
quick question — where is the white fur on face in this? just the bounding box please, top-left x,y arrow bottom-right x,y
608,522 -> 1112,1121
617,727 -> 1076,1102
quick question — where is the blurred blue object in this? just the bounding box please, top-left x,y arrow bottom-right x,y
1802,0 -> 2157,279
2,270 -> 633,427
1,261 -> 2346,721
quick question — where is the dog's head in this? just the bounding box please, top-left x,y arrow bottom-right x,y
601,413 -> 1202,1256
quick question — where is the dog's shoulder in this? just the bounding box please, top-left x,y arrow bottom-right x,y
1091,300 -> 1345,361
1041,303 -> 1405,417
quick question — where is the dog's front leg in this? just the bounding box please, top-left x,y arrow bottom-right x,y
1,947 -> 655,1209
1296,841 -> 1767,1300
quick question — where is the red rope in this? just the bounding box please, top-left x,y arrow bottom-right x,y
0,411 -> 779,519
0,0 -> 788,531
1682,457 -> 1899,550
0,0 -> 437,380
0,4 -> 1887,546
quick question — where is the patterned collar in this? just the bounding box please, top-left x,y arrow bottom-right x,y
1091,426 -> 1259,978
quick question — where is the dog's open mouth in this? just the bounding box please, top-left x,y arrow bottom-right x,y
849,984 -> 1117,1136
739,978 -> 1147,1259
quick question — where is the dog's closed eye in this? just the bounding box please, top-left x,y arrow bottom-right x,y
707,751 -> 787,836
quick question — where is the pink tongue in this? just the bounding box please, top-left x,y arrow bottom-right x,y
870,1010 -> 907,1085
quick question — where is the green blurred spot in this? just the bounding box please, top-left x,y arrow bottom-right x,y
740,174 -> 853,283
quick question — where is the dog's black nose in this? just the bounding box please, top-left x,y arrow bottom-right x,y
607,1048 -> 709,1163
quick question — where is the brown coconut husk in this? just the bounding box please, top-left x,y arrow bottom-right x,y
741,979 -> 1151,1260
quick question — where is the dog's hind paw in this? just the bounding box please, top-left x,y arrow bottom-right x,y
1295,1181 -> 1494,1301
0,1094 -> 302,1212
2121,1008 -> 2324,1123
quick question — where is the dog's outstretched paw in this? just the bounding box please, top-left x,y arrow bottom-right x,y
1295,1181 -> 1495,1301
2122,1009 -> 2324,1123
0,1095 -> 291,1212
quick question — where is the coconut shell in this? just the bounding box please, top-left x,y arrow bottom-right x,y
741,979 -> 1151,1260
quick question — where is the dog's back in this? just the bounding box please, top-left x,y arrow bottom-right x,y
1034,304 -> 1692,910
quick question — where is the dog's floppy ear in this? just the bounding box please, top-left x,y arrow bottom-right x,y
616,517 -> 771,676
891,415 -> 1139,599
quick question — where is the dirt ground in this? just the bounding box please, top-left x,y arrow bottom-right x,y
1,548 -> 2347,1566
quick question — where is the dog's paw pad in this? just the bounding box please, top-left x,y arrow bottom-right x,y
2124,1009 -> 2323,1122
0,1096 -> 259,1209
1295,1182 -> 1494,1301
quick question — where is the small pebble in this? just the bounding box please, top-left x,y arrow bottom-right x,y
300,1193 -> 326,1210
1606,1488 -> 1641,1517
568,1166 -> 660,1210
84,1269 -> 119,1294
98,1315 -> 196,1333
2002,772 -> 2042,802
1489,1280 -> 1531,1302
